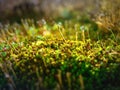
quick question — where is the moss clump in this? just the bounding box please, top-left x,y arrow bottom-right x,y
0,36 -> 120,90
0,19 -> 120,90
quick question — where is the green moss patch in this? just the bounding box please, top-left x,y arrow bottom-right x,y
0,19 -> 120,90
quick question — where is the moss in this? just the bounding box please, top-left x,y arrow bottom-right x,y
0,19 -> 120,90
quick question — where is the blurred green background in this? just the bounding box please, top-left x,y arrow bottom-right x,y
0,0 -> 101,22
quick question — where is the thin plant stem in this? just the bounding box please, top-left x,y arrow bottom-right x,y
58,26 -> 66,41
82,30 -> 85,43
108,28 -> 117,42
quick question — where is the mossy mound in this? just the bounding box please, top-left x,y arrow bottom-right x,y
0,18 -> 120,90
0,36 -> 120,90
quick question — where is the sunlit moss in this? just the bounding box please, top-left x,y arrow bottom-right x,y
0,19 -> 120,90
